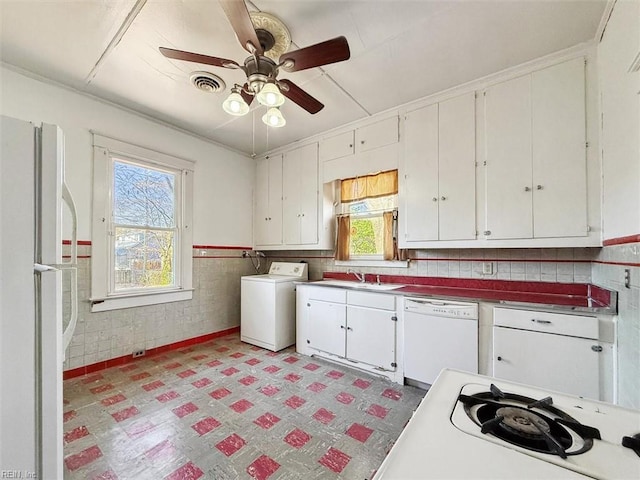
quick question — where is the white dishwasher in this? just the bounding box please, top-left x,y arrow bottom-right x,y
404,298 -> 478,386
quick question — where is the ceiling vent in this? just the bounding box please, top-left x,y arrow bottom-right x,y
190,71 -> 226,93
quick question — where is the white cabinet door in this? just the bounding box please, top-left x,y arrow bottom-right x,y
298,144 -> 319,244
265,154 -> 283,245
319,131 -> 354,161
532,58 -> 587,238
346,305 -> 396,370
485,75 -> 533,239
307,300 -> 346,357
438,92 -> 476,240
254,156 -> 270,246
403,104 -> 439,241
356,116 -> 399,153
493,327 -> 600,400
283,144 -> 318,245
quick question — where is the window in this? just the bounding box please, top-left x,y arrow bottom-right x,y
91,135 -> 194,312
335,170 -> 406,266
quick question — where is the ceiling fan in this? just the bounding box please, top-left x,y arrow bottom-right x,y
159,0 -> 350,124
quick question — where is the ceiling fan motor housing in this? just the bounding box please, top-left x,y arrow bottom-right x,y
244,55 -> 278,94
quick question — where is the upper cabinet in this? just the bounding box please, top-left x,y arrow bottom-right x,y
254,143 -> 334,250
401,92 -> 476,245
321,116 -> 400,182
484,57 -> 588,240
254,154 -> 283,246
283,143 -> 319,245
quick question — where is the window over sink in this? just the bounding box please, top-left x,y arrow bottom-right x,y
335,170 -> 408,267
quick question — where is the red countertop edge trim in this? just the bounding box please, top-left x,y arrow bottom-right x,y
63,240 -> 91,245
603,234 -> 640,246
63,327 -> 239,380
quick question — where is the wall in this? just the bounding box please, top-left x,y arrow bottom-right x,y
0,66 -> 256,370
62,245 -> 257,370
594,0 -> 640,409
592,243 -> 640,409
598,0 -> 640,240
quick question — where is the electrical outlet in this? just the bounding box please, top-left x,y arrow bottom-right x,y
132,349 -> 145,358
482,262 -> 493,275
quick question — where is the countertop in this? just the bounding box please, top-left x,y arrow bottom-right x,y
304,273 -> 617,315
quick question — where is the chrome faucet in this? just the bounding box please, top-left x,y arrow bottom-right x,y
347,269 -> 366,283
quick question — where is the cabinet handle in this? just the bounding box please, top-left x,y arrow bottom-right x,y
484,230 -> 491,236
591,345 -> 603,352
347,326 -> 353,331
531,319 -> 552,324
301,213 -> 305,217
361,140 -> 365,145
441,196 -> 447,201
268,217 -> 272,220
307,303 -> 310,307
265,217 -> 268,221
497,356 -> 503,361
524,186 -> 531,192
432,197 -> 438,202
537,184 -> 543,190
340,325 -> 345,329
349,144 -> 353,148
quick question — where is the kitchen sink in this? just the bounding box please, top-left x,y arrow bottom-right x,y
315,280 -> 404,291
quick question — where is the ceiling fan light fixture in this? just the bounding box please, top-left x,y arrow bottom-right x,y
256,82 -> 285,107
262,107 -> 286,128
222,91 -> 249,116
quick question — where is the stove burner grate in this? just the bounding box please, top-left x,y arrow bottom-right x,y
459,384 -> 601,458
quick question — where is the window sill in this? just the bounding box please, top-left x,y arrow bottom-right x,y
334,259 -> 409,268
90,289 -> 193,312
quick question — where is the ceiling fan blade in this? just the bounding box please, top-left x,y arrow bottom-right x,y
279,79 -> 324,114
240,83 -> 254,106
159,47 -> 240,69
219,0 -> 263,55
279,36 -> 350,72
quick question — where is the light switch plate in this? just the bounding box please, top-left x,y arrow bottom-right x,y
482,262 -> 493,275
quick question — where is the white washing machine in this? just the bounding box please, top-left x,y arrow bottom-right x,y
241,262 -> 308,351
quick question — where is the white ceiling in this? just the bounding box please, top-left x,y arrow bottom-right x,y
0,0 -> 606,155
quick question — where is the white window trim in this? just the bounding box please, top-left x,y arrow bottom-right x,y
91,134 -> 194,312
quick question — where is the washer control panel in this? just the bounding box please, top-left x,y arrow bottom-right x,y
268,262 -> 309,279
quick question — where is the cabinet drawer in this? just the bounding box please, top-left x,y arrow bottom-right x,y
494,307 -> 598,339
308,286 -> 346,303
347,291 -> 396,310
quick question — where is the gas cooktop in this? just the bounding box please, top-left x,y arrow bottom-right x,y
373,370 -> 640,479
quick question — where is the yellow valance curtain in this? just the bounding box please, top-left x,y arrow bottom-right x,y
340,170 -> 398,203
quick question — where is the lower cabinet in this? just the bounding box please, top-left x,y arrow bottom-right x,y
345,305 -> 396,370
297,286 -> 401,382
307,299 -> 346,357
492,307 -> 615,402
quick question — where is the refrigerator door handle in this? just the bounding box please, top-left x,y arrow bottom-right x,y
34,263 -> 59,273
61,181 -> 79,354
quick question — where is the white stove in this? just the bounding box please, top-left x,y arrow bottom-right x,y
374,370 -> 640,479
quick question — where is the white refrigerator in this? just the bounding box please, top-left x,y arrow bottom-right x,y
1,115 -> 78,479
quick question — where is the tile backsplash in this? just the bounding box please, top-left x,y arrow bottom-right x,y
264,248 -> 598,284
